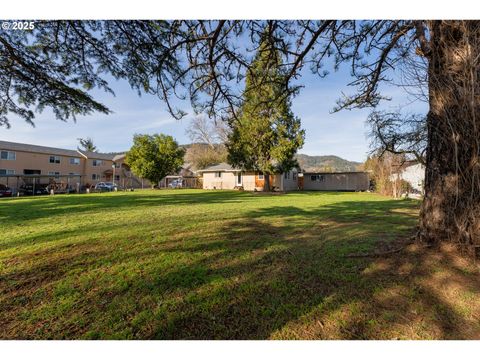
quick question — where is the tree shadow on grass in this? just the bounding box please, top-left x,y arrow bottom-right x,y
1,197 -> 479,339
0,190 -> 254,223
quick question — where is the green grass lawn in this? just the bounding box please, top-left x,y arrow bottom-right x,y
1,190 -> 479,339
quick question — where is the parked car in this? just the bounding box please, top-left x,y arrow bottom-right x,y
0,184 -> 12,197
19,184 -> 49,196
168,179 -> 183,189
95,182 -> 118,191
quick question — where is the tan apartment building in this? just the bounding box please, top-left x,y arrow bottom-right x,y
0,140 -> 148,192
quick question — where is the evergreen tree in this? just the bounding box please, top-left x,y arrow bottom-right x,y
126,134 -> 185,187
77,137 -> 98,152
226,35 -> 305,191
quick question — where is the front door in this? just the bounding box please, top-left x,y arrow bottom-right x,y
236,173 -> 242,186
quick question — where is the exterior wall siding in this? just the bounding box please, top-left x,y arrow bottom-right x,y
303,172 -> 369,191
0,150 -> 85,176
281,170 -> 300,191
202,171 -> 299,191
84,158 -> 114,186
202,172 -> 237,190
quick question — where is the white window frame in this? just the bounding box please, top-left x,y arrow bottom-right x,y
70,157 -> 80,165
311,175 -> 325,182
258,173 -> 264,180
235,172 -> 242,186
293,172 -> 297,180
49,155 -> 61,164
0,169 -> 15,175
214,172 -> 222,178
48,171 -> 61,179
1,150 -> 16,160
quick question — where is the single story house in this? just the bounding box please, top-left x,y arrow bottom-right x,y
302,171 -> 369,191
198,162 -> 299,191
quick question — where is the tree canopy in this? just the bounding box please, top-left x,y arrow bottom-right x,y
125,133 -> 185,186
226,34 -> 304,189
77,137 -> 98,152
0,20 -> 424,128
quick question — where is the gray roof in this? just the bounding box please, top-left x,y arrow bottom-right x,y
0,140 -> 80,157
302,171 -> 368,175
112,153 -> 126,162
77,150 -> 118,161
0,140 -> 118,160
197,162 -> 240,173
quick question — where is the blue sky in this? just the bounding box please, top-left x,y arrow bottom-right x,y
0,57 -> 427,163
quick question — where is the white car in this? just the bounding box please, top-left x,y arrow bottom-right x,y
168,179 -> 183,189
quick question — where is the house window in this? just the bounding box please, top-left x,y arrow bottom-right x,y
114,162 -> 121,168
284,172 -> 290,179
214,172 -> 222,178
49,155 -> 61,164
92,174 -> 99,180
258,174 -> 264,180
114,175 -> 120,181
1,151 -> 16,160
92,160 -> 103,167
293,172 -> 297,180
70,157 -> 80,165
48,171 -> 61,179
0,169 -> 15,175
311,175 -> 325,182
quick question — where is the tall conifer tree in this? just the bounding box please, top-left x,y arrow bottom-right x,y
227,35 -> 305,191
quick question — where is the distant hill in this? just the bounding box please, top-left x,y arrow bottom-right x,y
295,154 -> 362,172
180,143 -> 362,172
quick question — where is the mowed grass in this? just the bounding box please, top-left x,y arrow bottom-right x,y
0,189 -> 479,339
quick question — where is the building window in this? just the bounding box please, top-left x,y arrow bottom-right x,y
48,171 -> 61,179
114,175 -> 120,181
114,162 -> 121,168
70,157 -> 80,165
1,151 -> 16,160
49,155 -> 61,164
284,172 -> 290,179
258,173 -> 264,180
0,169 -> 15,175
92,174 -> 99,180
214,172 -> 222,178
92,159 -> 103,167
311,175 -> 325,182
293,172 -> 297,180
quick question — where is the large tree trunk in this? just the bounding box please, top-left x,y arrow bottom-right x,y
419,21 -> 480,251
264,173 -> 271,192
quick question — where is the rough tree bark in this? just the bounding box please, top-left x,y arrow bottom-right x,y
419,21 -> 480,252
264,173 -> 271,192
